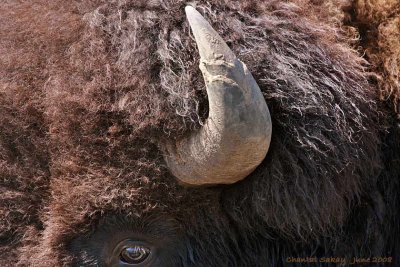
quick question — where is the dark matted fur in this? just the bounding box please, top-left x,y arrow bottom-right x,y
0,0 -> 399,266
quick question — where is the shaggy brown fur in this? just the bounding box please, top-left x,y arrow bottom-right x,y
350,0 -> 400,116
0,0 -> 399,266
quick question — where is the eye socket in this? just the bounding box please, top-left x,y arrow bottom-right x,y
120,245 -> 150,265
111,240 -> 153,266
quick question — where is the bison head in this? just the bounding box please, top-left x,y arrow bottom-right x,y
1,1 -> 398,266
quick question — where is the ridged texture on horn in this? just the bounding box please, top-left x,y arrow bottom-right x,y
163,6 -> 272,186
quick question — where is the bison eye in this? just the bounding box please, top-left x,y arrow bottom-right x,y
112,240 -> 153,266
120,245 -> 150,264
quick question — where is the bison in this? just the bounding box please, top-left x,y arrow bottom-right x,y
0,0 -> 399,266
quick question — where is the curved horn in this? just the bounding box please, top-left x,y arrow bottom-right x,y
164,6 -> 272,186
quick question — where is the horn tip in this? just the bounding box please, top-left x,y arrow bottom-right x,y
185,6 -> 205,28
184,5 -> 235,62
185,5 -> 196,14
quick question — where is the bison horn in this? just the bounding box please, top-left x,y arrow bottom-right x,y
163,6 -> 272,186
